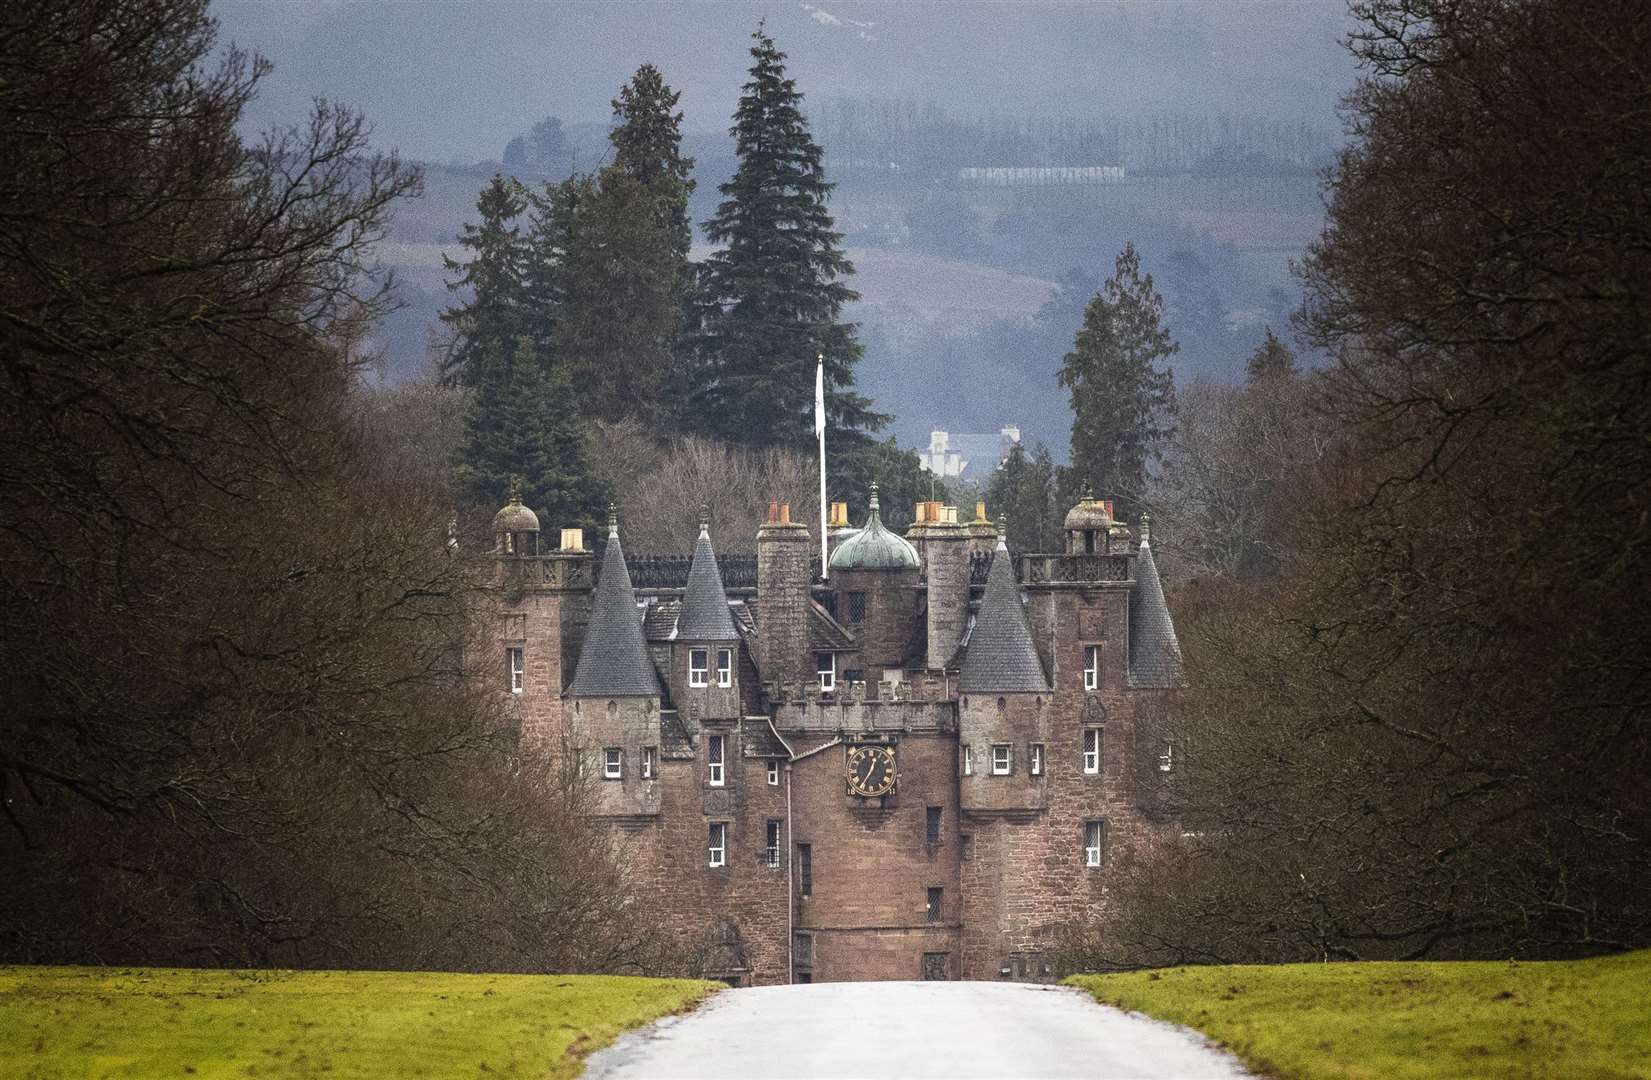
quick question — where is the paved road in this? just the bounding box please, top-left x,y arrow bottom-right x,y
583,981 -> 1253,1080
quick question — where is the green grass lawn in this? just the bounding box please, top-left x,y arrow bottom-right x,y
0,966 -> 717,1079
1068,949 -> 1651,1079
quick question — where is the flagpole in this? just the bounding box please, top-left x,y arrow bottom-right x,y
816,355 -> 828,580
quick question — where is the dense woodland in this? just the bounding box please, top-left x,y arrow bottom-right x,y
2,0 -> 1646,972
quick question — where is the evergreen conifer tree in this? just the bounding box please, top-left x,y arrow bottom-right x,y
452,336 -> 609,535
1245,326 -> 1298,384
1058,242 -> 1178,518
693,26 -> 885,449
439,175 -> 529,388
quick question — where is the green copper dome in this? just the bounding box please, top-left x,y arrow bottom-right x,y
829,485 -> 919,571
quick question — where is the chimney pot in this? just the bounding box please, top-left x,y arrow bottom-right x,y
767,500 -> 779,523
780,502 -> 791,524
560,527 -> 584,551
976,500 -> 987,520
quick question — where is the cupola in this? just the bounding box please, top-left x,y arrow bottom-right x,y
829,484 -> 919,572
1063,484 -> 1119,555
492,480 -> 540,556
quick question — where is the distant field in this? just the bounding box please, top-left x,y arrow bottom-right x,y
1068,950 -> 1651,1080
0,966 -> 716,1079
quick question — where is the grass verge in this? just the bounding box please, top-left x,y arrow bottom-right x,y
0,965 -> 717,1079
1067,949 -> 1651,1079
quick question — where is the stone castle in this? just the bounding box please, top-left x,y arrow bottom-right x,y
490,485 -> 1183,984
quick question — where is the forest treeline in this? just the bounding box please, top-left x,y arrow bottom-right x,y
1043,0 -> 1651,964
0,0 -> 674,971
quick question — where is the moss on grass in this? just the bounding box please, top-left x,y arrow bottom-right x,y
1067,949 -> 1651,1080
0,966 -> 716,1079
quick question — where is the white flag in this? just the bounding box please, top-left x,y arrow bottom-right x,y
814,356 -> 826,437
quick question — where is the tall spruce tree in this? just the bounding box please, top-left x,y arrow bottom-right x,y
693,27 -> 885,449
1058,242 -> 1178,518
439,175 -> 529,388
609,64 -> 695,262
538,66 -> 696,425
452,336 -> 608,535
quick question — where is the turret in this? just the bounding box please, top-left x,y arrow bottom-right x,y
829,484 -> 921,684
677,505 -> 742,719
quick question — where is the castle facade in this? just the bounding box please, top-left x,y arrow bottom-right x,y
491,487 -> 1182,984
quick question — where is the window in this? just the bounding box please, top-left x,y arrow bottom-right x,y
843,668 -> 864,685
796,972 -> 813,984
506,647 -> 524,693
765,820 -> 782,868
817,652 -> 835,693
716,648 -> 733,687
707,734 -> 725,787
1083,644 -> 1101,691
1030,743 -> 1045,776
1159,741 -> 1174,773
846,591 -> 866,624
642,745 -> 657,780
962,745 -> 974,776
1084,820 -> 1107,868
708,822 -> 727,867
688,648 -> 709,687
926,806 -> 942,845
927,886 -> 944,923
767,760 -> 780,786
1083,728 -> 1103,775
603,747 -> 622,780
798,843 -> 812,897
991,744 -> 1012,775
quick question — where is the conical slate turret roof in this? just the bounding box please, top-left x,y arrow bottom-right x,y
959,533 -> 1050,693
678,509 -> 738,640
567,512 -> 661,698
1128,528 -> 1184,689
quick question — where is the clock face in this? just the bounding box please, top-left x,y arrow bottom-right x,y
847,745 -> 896,797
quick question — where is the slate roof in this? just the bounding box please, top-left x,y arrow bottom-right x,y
678,521 -> 739,640
642,599 -> 680,641
741,725 -> 789,759
566,524 -> 662,698
809,601 -> 857,652
958,539 -> 1050,693
1128,537 -> 1185,689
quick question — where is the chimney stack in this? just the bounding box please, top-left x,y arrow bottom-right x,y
757,508 -> 812,686
924,511 -> 970,670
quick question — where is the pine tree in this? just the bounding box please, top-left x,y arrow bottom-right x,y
1245,326 -> 1298,384
1058,242 -> 1178,519
609,64 -> 695,263
531,66 -> 696,426
986,441 -> 1061,554
693,26 -> 886,449
439,175 -> 529,388
452,336 -> 609,536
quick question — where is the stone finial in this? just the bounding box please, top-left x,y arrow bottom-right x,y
1140,513 -> 1152,545
1081,478 -> 1094,501
699,502 -> 711,539
507,476 -> 523,505
869,481 -> 880,514
607,502 -> 619,539
996,517 -> 1008,547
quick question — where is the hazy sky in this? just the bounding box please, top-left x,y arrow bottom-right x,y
214,0 -> 1360,164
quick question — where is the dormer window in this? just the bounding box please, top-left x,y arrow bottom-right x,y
817,652 -> 836,693
1083,645 -> 1101,691
716,648 -> 733,687
689,648 -> 709,687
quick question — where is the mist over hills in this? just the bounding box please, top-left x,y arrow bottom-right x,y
218,1 -> 1352,457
